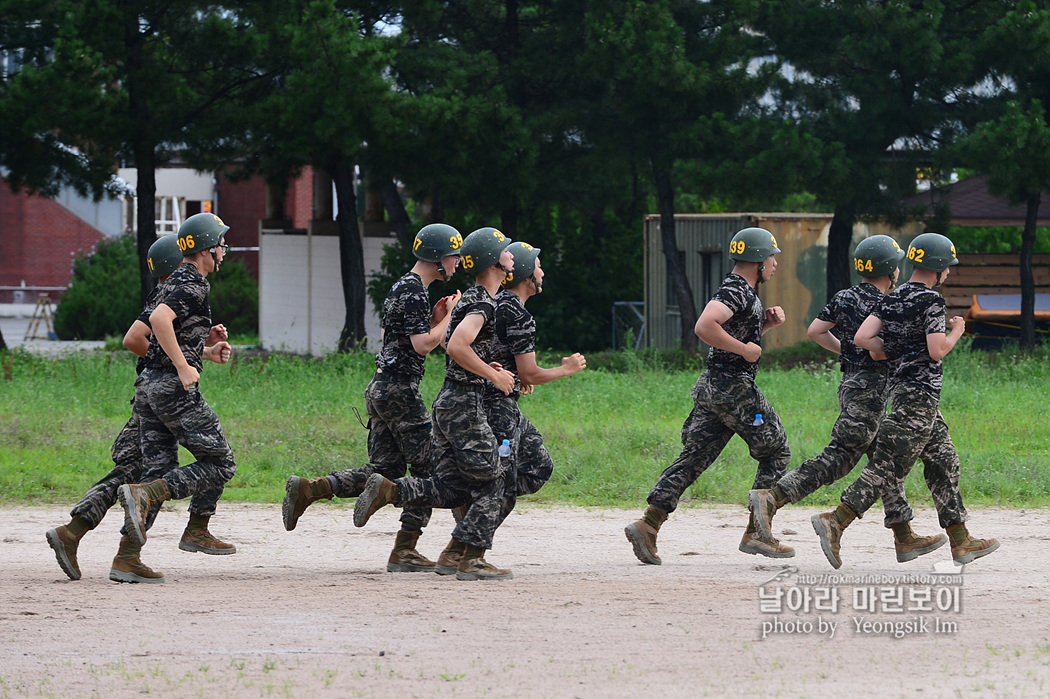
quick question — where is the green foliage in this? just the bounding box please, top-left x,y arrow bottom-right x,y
53,235 -> 140,340
947,225 -> 1050,254
209,260 -> 259,337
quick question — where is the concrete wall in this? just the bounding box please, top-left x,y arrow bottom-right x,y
259,224 -> 387,356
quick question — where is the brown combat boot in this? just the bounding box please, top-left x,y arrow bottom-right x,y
387,530 -> 436,572
435,538 -> 467,576
748,486 -> 790,542
282,475 -> 333,531
739,511 -> 795,558
946,523 -> 1000,565
812,504 -> 857,569
456,544 -> 513,581
353,474 -> 399,527
109,536 -> 165,584
46,515 -> 91,581
180,513 -> 237,555
625,506 -> 667,565
892,521 -> 947,563
118,479 -> 171,547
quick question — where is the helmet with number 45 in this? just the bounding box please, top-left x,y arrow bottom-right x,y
853,235 -> 905,278
728,227 -> 781,262
459,227 -> 512,273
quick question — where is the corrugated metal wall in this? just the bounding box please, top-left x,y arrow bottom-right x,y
644,214 -> 924,350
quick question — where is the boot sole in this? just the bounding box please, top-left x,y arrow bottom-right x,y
434,565 -> 459,576
386,562 -> 436,573
179,540 -> 237,555
455,570 -> 514,581
109,569 -> 165,584
896,534 -> 948,563
624,524 -> 661,565
282,476 -> 302,531
811,515 -> 842,570
45,529 -> 81,581
739,540 -> 795,558
953,539 -> 1001,565
117,485 -> 147,547
353,474 -> 385,527
747,489 -> 776,542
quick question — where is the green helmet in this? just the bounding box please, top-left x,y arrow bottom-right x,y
413,223 -> 463,262
502,242 -> 541,289
728,227 -> 781,262
853,235 -> 905,278
147,234 -> 184,279
177,213 -> 229,257
460,227 -> 512,273
907,232 -> 959,272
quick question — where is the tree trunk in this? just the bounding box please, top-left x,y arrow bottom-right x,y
1020,192 -> 1039,348
651,154 -> 697,352
332,157 -> 366,351
381,176 -> 413,249
826,205 -> 855,301
134,144 -> 158,303
0,327 -> 7,352
500,204 -> 519,241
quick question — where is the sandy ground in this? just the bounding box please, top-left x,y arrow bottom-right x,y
1,502 -> 1048,698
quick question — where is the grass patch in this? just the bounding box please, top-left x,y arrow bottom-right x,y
1,342 -> 1048,508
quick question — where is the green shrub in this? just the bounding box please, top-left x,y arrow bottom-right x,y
210,260 -> 259,337
54,234 -> 140,340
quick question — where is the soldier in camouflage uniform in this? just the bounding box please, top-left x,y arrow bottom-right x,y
45,234 -> 233,582
625,227 -> 793,564
749,236 -> 947,564
813,232 -> 1000,568
353,227 -> 520,581
280,223 -> 464,572
115,213 -> 238,583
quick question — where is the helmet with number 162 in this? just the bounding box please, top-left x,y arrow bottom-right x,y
906,233 -> 959,272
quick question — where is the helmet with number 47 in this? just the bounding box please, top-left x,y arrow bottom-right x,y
728,227 -> 781,262
853,235 -> 905,278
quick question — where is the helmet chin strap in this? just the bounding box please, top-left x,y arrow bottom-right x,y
756,261 -> 765,285
529,275 -> 542,293
210,249 -> 222,273
436,261 -> 449,282
934,269 -> 945,287
499,262 -> 513,280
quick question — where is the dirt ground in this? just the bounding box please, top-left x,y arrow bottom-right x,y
1,502 -> 1048,698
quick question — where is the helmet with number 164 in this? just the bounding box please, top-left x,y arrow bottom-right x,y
177,213 -> 229,257
459,227 -> 512,273
853,235 -> 905,278
413,223 -> 463,262
728,227 -> 781,262
906,233 -> 959,272
147,234 -> 184,279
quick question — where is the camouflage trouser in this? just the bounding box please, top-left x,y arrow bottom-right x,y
136,369 -> 236,506
71,398 -> 222,532
485,393 -> 554,526
777,368 -> 911,527
395,382 -> 510,550
647,372 -> 790,514
327,373 -> 433,532
841,383 -> 967,529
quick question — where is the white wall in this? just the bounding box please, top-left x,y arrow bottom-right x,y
260,231 -> 388,356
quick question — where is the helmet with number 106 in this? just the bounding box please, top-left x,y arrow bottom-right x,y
853,235 -> 905,278
460,227 -> 512,273
413,223 -> 463,262
907,232 -> 959,272
147,234 -> 184,279
177,213 -> 229,257
728,227 -> 781,262
502,242 -> 541,289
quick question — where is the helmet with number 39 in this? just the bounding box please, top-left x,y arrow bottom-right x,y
728,227 -> 781,262
412,223 -> 463,262
906,233 -> 959,273
853,235 -> 905,278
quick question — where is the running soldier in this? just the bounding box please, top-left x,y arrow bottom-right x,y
353,227 -> 518,581
115,213 -> 238,583
281,223 -> 463,572
45,234 -> 232,582
812,232 -> 1000,568
749,235 -> 946,564
433,241 -> 587,574
625,227 -> 793,564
